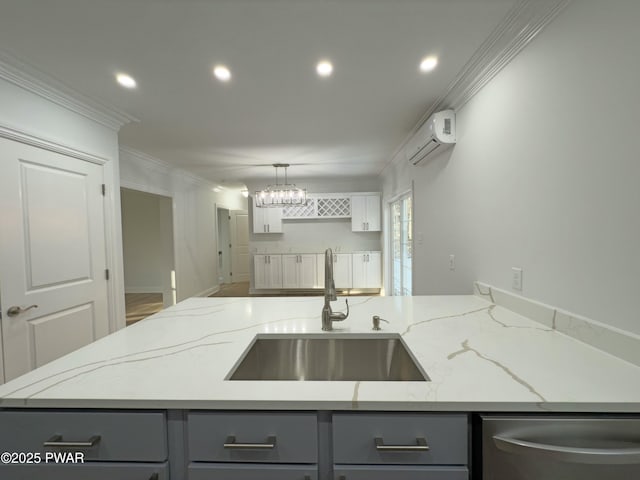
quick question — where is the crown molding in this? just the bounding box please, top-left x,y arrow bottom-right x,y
0,124 -> 109,165
119,145 -> 216,189
430,0 -> 573,114
119,145 -> 173,173
0,50 -> 138,131
381,0 -> 572,175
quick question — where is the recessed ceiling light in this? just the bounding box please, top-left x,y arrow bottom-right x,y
419,56 -> 438,73
213,65 -> 232,82
116,73 -> 137,89
316,60 -> 333,77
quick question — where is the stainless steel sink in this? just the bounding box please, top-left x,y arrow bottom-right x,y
227,334 -> 429,381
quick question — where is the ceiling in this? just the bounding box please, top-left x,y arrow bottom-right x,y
0,0 -> 517,187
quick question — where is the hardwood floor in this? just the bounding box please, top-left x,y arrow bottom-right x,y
125,293 -> 164,325
210,282 -> 250,297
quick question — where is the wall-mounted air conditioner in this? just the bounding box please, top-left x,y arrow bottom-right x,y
405,109 -> 456,165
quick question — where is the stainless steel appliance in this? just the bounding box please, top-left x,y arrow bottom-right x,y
482,415 -> 640,480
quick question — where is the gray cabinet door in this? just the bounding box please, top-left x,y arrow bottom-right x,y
333,413 -> 468,465
0,462 -> 169,480
189,463 -> 317,480
0,411 -> 167,462
188,411 -> 317,463
334,465 -> 468,480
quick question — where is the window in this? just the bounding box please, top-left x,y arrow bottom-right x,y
390,193 -> 412,296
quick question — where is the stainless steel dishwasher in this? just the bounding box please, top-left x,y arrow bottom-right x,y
481,415 -> 640,480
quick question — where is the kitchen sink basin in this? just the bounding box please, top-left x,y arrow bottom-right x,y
227,334 -> 429,381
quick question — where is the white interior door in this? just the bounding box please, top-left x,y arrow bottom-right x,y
0,138 -> 109,382
230,210 -> 249,282
216,208 -> 231,283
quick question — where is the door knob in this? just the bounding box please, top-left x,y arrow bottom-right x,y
7,305 -> 38,317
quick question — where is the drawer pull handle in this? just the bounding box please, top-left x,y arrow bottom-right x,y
374,436 -> 429,451
223,435 -> 277,449
43,434 -> 101,448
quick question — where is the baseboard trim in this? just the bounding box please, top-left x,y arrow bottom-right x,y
195,286 -> 219,297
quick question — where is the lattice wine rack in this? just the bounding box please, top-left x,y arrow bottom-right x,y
281,195 -> 351,219
316,197 -> 351,218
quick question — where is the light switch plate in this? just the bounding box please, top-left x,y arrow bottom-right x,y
449,254 -> 455,270
512,267 -> 523,291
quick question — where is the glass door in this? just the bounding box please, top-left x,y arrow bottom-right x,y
390,193 -> 412,296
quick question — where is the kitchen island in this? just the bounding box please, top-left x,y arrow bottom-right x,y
1,292 -> 639,410
1,291 -> 639,480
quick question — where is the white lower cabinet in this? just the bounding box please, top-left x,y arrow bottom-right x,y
253,254 -> 282,289
282,254 -> 317,289
352,252 -> 381,288
316,253 -> 353,289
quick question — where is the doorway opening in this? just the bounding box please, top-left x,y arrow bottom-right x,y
214,207 -> 250,296
390,192 -> 412,296
120,188 -> 175,325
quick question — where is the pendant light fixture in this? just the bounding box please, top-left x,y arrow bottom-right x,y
255,163 -> 307,207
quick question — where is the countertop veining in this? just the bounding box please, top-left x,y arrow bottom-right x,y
1,295 -> 639,411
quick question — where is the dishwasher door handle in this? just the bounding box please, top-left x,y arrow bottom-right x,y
493,435 -> 640,465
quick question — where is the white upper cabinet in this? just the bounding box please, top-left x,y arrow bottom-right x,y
351,194 -> 381,232
252,205 -> 283,234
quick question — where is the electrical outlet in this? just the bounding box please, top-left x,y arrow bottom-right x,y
449,254 -> 455,270
512,267 -> 523,291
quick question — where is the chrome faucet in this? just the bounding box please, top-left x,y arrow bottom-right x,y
322,248 -> 349,331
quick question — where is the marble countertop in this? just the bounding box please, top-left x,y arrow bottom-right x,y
1,295 -> 639,411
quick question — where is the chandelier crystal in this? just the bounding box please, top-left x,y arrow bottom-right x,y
255,163 -> 307,207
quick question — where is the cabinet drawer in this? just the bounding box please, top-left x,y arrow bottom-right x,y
0,411 -> 167,462
188,412 -> 317,463
0,461 -> 169,480
189,463 -> 317,480
333,413 -> 467,465
334,465 -> 468,480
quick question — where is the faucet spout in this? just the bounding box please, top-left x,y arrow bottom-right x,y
325,248 -> 337,301
322,248 -> 349,331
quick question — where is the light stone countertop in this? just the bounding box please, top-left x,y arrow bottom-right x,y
1,295 -> 639,411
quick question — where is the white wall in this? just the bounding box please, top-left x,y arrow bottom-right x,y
119,148 -> 247,300
382,0 -> 640,335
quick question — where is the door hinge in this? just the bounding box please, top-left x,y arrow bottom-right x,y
105,268 -> 110,280
101,184 -> 106,196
